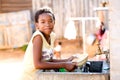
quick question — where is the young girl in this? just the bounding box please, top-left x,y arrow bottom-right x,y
21,7 -> 76,80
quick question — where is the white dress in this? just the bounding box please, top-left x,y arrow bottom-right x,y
20,30 -> 56,80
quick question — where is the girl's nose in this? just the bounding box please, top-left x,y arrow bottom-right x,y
45,23 -> 50,27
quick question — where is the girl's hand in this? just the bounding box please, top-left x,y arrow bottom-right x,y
64,62 -> 77,72
67,56 -> 77,62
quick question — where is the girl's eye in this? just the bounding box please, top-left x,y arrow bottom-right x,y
41,21 -> 45,23
49,20 -> 53,23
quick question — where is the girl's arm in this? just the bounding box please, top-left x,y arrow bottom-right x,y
32,35 -> 76,71
52,56 -> 76,62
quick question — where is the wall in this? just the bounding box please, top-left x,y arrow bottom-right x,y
0,0 -> 32,48
109,0 -> 120,80
0,0 -> 32,13
0,0 -> 105,39
0,10 -> 32,49
32,0 -> 103,39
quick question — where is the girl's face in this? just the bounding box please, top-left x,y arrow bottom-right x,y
36,13 -> 55,35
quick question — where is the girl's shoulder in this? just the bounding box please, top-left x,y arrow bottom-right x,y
32,30 -> 44,38
33,30 -> 42,35
30,30 -> 44,41
32,30 -> 56,42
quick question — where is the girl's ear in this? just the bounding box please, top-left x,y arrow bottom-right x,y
53,21 -> 55,25
35,23 -> 39,29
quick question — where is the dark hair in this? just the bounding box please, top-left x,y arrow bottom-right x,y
35,7 -> 55,23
